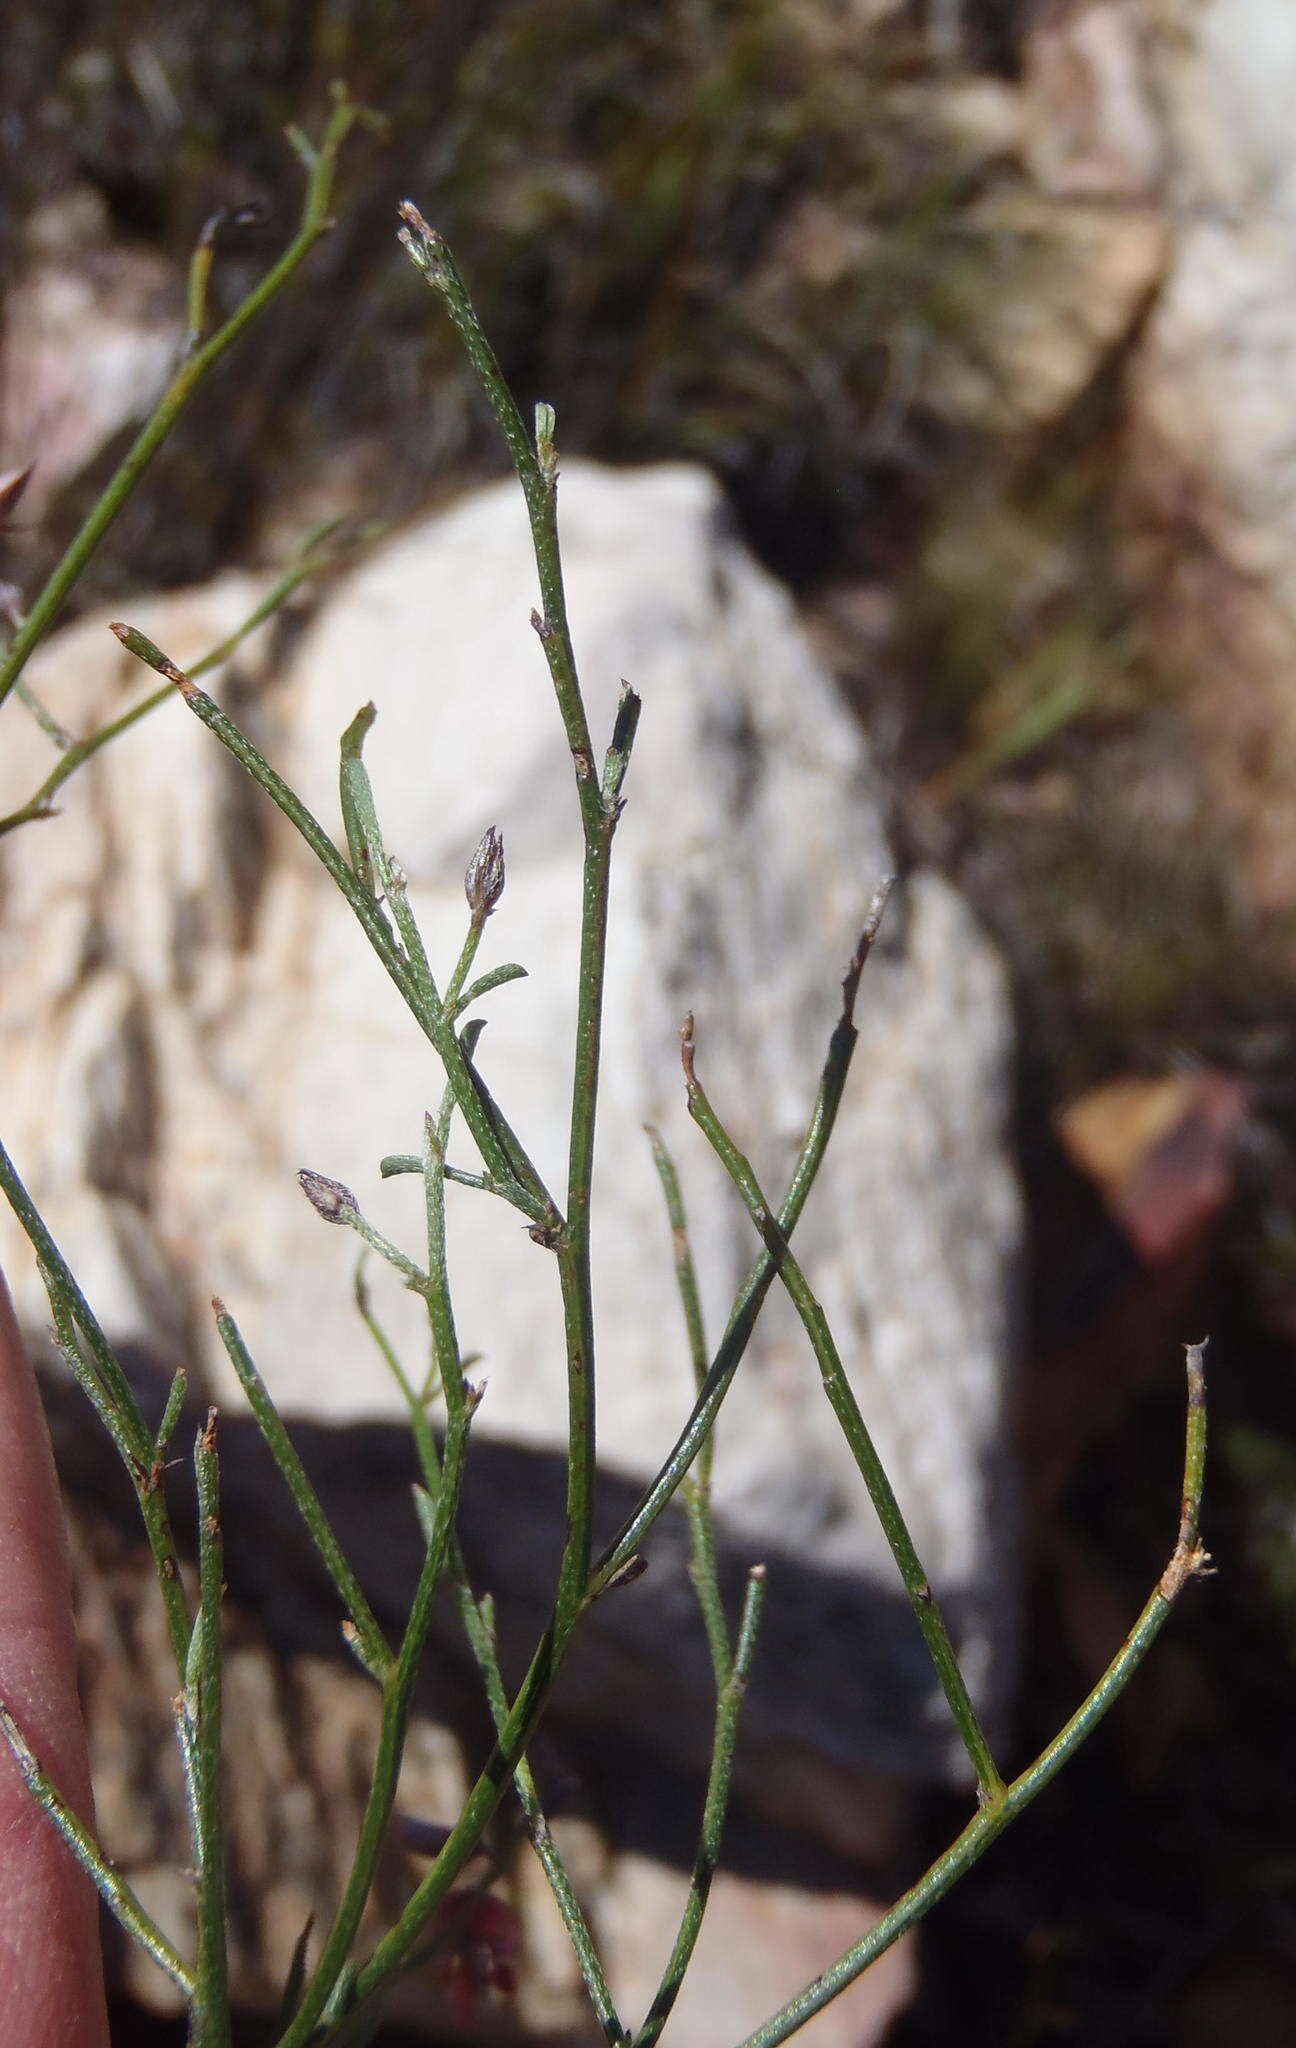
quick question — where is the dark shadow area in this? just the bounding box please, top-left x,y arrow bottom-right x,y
42,1350 -> 975,1852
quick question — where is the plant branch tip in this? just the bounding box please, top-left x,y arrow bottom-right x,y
397,198 -> 436,240
110,621 -> 192,695
841,875 -> 897,1013
297,1166 -> 359,1224
680,1013 -> 697,1086
465,826 -> 506,918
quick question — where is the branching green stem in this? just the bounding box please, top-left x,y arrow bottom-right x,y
456,1576 -> 628,2047
396,212 -> 600,837
0,90 -> 367,718
278,1058 -> 483,2042
187,1412 -> 231,2048
735,1342 -> 1211,2048
110,628 -> 551,1224
0,518 -> 355,839
0,1138 -> 192,1676
396,210 -> 642,1647
0,1698 -> 195,1994
681,1012 -> 1004,1803
214,1302 -> 391,1683
589,880 -> 895,1595
647,1126 -> 729,1685
372,1292 -> 627,2046
325,899 -> 894,2026
275,1395 -> 476,2047
633,1567 -> 766,2048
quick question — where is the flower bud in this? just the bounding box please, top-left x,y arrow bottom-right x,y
297,1168 -> 358,1224
464,826 -> 505,920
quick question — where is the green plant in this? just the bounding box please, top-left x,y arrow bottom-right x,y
0,142 -> 1211,2048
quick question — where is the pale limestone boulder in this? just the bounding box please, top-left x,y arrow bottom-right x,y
1107,0 -> 1296,916
0,186 -> 178,522
0,464 -> 1019,1800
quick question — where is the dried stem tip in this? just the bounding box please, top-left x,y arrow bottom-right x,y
297,1167 -> 358,1225
464,827 -> 505,920
0,463 -> 35,528
109,622 -> 187,689
396,199 -> 444,277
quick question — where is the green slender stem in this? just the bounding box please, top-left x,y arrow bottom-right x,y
154,1369 -> 189,1456
185,215 -> 219,352
188,1413 -> 231,2048
424,1065 -> 623,2042
398,212 -> 643,1645
382,1198 -> 626,2048
0,1146 -> 145,1458
421,1094 -> 468,1428
454,1579 -> 628,2048
339,705 -> 443,1024
278,1065 -> 476,2042
213,1301 -> 392,1683
348,1615 -> 561,2007
337,1212 -> 586,2022
111,628 -> 550,1222
588,881 -> 895,1596
453,959 -> 528,1013
274,1336 -> 477,2045
354,1256 -> 440,1416
42,1289 -> 193,1683
362,1059 -> 626,2048
647,1126 -> 730,1686
13,675 -> 73,747
0,1698 -> 195,1993
397,216 -> 601,836
634,1567 -> 766,2048
443,918 -> 486,1016
0,522 -> 351,839
379,1154 -> 508,1201
681,1013 -> 1004,1802
550,810 -> 616,1631
262,892 -> 894,2036
0,1132 -> 193,1677
734,1342 -> 1211,2048
0,93 -> 364,718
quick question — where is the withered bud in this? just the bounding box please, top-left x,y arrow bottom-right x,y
297,1167 -> 358,1225
464,826 -> 505,920
396,199 -> 445,278
397,197 -> 435,240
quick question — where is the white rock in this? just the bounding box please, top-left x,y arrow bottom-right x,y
0,463 -> 1020,1788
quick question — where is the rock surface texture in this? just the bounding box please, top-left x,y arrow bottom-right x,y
1019,0 -> 1296,927
1,463 -> 1019,2040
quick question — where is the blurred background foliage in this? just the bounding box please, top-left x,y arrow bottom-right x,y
5,3 -> 1296,2042
4,0 -> 1262,1069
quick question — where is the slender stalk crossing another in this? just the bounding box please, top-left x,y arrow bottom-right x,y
0,158 -> 1212,2048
